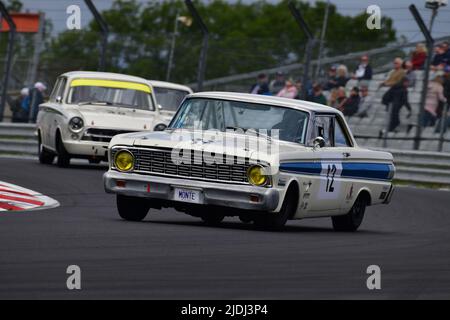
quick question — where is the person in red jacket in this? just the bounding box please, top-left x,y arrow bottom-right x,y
410,43 -> 427,70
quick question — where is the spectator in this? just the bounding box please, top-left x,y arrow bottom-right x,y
323,65 -> 338,90
339,86 -> 360,117
356,84 -> 374,118
276,78 -> 298,99
8,88 -> 29,123
380,57 -> 406,88
294,79 -> 303,99
269,71 -> 286,95
385,78 -> 412,132
329,87 -> 347,109
435,66 -> 450,133
335,64 -> 349,88
29,82 -> 47,123
308,84 -> 327,105
353,55 -> 373,81
431,44 -> 449,71
250,73 -> 270,95
403,60 -> 416,88
410,43 -> 427,70
422,75 -> 447,127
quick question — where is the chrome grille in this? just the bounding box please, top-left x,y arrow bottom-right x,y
82,128 -> 137,143
114,147 -> 260,184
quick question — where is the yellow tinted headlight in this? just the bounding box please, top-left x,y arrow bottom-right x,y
247,165 -> 268,186
114,150 -> 134,172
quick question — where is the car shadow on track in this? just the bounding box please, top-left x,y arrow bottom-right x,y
135,219 -> 388,235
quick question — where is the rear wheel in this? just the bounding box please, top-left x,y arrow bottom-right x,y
254,187 -> 297,231
332,195 -> 367,232
56,133 -> 70,167
117,195 -> 150,221
38,135 -> 55,164
201,212 -> 225,225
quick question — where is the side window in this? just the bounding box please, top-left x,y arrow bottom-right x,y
49,78 -> 61,102
56,77 -> 67,102
313,116 -> 333,147
334,118 -> 352,147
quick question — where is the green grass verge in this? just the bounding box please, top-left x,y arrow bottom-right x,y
394,179 -> 450,190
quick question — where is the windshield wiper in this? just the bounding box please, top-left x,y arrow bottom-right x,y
226,126 -> 272,141
78,101 -> 113,106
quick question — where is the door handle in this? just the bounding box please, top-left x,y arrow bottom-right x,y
342,152 -> 351,158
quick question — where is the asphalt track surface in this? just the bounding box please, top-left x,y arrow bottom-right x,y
1,157 -> 450,299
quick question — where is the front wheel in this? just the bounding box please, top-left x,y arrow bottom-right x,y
38,137 -> 55,164
254,188 -> 297,231
56,134 -> 70,167
332,195 -> 367,232
116,195 -> 150,221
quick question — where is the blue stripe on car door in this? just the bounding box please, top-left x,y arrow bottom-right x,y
280,162 -> 393,181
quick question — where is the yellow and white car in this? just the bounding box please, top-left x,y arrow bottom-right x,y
37,71 -> 168,167
103,92 -> 395,231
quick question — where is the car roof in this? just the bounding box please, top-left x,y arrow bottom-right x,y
61,71 -> 149,84
147,80 -> 193,93
187,91 -> 340,114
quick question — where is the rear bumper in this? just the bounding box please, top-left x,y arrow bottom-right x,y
383,184 -> 395,204
103,170 -> 280,212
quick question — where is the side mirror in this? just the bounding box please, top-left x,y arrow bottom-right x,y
157,104 -> 163,110
313,136 -> 326,149
56,96 -> 62,103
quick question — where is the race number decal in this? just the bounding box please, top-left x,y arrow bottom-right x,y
319,162 -> 342,199
326,164 -> 337,192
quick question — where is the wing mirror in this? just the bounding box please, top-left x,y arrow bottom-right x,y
157,104 -> 163,110
56,96 -> 62,103
313,136 -> 326,149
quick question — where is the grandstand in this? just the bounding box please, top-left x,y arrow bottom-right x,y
344,70 -> 450,152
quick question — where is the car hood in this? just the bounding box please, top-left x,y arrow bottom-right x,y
110,129 -> 306,164
67,105 -> 166,131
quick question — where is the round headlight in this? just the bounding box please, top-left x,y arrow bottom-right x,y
69,117 -> 84,132
114,150 -> 134,172
247,165 -> 268,186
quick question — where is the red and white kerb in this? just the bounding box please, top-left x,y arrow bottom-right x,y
0,181 -> 59,212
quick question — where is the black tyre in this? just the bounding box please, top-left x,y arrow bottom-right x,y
200,211 -> 225,225
88,158 -> 101,164
116,195 -> 150,221
239,215 -> 253,223
332,195 -> 367,232
254,187 -> 297,231
56,133 -> 70,167
38,136 -> 55,165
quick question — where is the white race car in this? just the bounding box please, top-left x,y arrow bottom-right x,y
103,92 -> 395,231
148,80 -> 193,124
37,71 -> 168,167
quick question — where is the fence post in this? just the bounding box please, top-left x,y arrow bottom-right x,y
0,1 -> 17,122
409,5 -> 434,150
84,0 -> 109,71
185,0 -> 209,92
288,1 -> 315,100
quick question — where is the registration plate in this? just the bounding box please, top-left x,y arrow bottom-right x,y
173,188 -> 202,204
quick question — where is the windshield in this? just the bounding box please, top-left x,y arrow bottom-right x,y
154,87 -> 190,112
67,82 -> 154,110
170,98 -> 309,144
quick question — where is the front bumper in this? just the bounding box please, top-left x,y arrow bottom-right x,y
63,140 -> 109,158
103,171 -> 280,212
